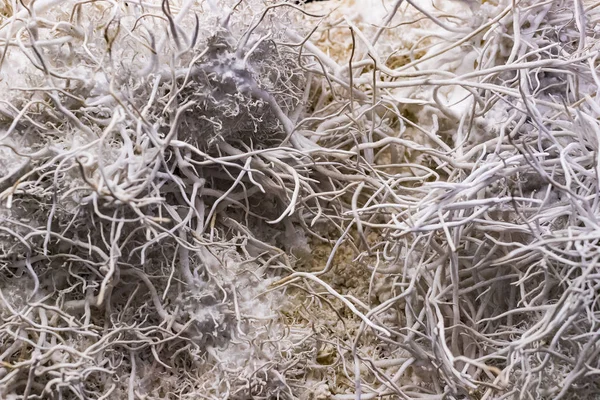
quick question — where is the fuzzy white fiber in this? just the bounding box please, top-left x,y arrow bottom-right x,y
1,0 -> 600,399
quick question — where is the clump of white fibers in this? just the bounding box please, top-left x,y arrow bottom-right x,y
287,0 -> 600,399
0,1 -> 311,399
1,0 -> 600,399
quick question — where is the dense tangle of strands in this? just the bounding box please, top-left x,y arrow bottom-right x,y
0,0 -> 599,399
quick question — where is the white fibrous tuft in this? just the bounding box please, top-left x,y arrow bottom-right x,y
1,0 -> 600,399
0,1 -> 307,398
